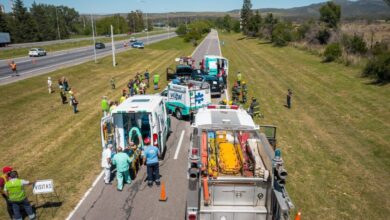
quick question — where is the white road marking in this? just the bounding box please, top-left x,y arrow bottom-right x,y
174,130 -> 185,160
216,31 -> 222,56
65,170 -> 104,220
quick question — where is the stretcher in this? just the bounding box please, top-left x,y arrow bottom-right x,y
218,142 -> 241,175
237,132 -> 254,177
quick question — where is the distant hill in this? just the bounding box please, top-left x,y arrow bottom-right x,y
93,0 -> 390,21
230,0 -> 390,19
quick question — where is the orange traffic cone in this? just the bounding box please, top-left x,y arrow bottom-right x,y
159,181 -> 167,202
295,210 -> 301,220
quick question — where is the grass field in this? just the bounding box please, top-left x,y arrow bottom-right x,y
0,30 -> 171,60
0,36 -> 194,219
220,33 -> 390,219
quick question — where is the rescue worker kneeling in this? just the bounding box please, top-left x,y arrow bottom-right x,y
143,137 -> 161,187
112,147 -> 133,191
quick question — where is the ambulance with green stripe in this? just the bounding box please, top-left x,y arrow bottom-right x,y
161,80 -> 211,120
101,95 -> 170,156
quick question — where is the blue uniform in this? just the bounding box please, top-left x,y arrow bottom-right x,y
143,145 -> 160,185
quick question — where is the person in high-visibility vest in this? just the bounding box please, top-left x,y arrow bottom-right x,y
9,61 -> 18,77
0,166 -> 14,219
153,73 -> 160,90
112,147 -> 134,191
101,96 -> 109,116
4,171 -> 36,220
237,71 -> 242,86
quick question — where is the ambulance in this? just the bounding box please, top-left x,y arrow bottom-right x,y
100,95 -> 170,155
161,80 -> 211,120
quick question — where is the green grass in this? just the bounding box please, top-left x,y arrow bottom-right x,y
0,30 -> 171,60
0,36 -> 193,220
221,33 -> 390,220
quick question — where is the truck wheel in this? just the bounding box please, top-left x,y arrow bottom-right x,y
175,109 -> 182,120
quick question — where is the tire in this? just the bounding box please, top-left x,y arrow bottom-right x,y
175,109 -> 182,120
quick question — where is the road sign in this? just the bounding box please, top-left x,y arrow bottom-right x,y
33,179 -> 54,194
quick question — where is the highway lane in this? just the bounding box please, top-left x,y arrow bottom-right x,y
68,30 -> 223,220
0,32 -> 176,85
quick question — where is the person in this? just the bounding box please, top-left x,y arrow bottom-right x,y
241,81 -> 248,103
63,77 -> 69,91
47,77 -> 53,94
222,70 -> 227,89
4,171 -> 36,220
59,86 -> 67,104
153,73 -> 160,90
110,77 -> 116,89
143,137 -> 160,187
144,69 -> 150,88
102,144 -> 113,184
58,79 -> 63,90
249,97 -> 260,118
237,71 -> 242,86
112,147 -> 133,191
109,101 -> 118,113
133,82 -> 139,95
139,81 -> 146,94
101,96 -> 109,116
286,89 -> 293,109
119,94 -> 126,104
70,94 -> 79,114
232,83 -> 240,103
0,166 -> 14,219
9,61 -> 18,77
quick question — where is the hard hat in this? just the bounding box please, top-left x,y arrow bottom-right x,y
69,91 -> 73,95
2,166 -> 13,174
144,137 -> 151,144
242,81 -> 246,85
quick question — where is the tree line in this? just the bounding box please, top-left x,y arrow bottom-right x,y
0,0 -> 151,43
239,0 -> 389,82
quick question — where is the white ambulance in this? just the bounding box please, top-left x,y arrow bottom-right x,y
101,95 -> 170,155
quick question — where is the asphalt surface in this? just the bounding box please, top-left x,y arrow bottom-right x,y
68,30 -> 223,220
0,32 -> 176,85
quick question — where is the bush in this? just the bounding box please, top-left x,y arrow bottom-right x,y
342,34 -> 367,55
323,43 -> 342,62
316,28 -> 331,45
372,41 -> 389,56
272,22 -> 293,47
363,52 -> 390,82
175,24 -> 187,36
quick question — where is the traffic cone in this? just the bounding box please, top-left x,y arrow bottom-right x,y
295,210 -> 301,220
159,181 -> 167,202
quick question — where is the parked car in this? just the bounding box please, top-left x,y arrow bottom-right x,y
192,74 -> 224,97
28,48 -> 47,57
131,41 -> 144,49
130,37 -> 137,42
95,42 -> 105,49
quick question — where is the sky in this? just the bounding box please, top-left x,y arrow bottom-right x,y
2,0 -> 330,14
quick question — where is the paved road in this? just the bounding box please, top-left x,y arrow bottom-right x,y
67,30 -> 222,220
0,32 -> 176,85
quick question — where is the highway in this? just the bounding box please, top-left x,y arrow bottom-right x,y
0,32 -> 176,85
67,30 -> 223,220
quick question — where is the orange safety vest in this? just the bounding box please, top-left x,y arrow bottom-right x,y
10,63 -> 16,70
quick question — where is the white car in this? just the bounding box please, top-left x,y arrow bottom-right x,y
130,37 -> 137,42
29,48 -> 47,57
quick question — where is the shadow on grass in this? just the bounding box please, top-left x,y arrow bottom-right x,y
364,79 -> 389,86
258,41 -> 272,45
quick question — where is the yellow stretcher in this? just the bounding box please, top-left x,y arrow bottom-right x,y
218,142 -> 241,175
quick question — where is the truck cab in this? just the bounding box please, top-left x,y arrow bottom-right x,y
186,105 -> 294,220
101,95 -> 170,156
